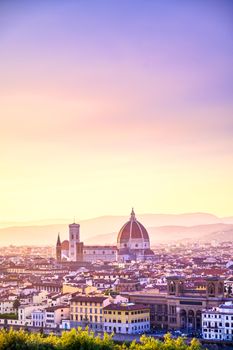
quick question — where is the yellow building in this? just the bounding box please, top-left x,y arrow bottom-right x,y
70,295 -> 110,331
103,303 -> 150,334
62,284 -> 98,295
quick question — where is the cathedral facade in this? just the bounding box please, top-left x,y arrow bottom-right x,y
56,210 -> 154,263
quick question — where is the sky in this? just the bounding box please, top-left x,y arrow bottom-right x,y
0,0 -> 233,222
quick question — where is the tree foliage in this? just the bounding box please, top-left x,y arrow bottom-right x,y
13,299 -> 21,311
0,328 -> 203,350
0,313 -> 17,320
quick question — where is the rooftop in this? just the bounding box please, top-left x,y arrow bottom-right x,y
104,303 -> 150,311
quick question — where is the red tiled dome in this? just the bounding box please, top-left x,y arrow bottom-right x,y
117,209 -> 149,243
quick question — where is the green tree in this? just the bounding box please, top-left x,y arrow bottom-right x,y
187,338 -> 202,350
13,298 -> 20,311
0,328 -> 203,350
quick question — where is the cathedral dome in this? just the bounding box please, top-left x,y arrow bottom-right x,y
61,240 -> 69,250
117,209 -> 150,244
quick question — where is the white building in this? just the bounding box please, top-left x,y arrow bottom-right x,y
18,304 -> 47,322
0,300 -> 15,314
32,309 -> 44,327
44,305 -> 70,328
202,301 -> 233,341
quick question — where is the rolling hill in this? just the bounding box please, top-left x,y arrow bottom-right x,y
0,212 -> 233,246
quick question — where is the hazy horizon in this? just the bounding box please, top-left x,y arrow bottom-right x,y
0,211 -> 233,247
0,210 -> 233,227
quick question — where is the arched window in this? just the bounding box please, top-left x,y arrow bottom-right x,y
169,281 -> 175,293
208,283 -> 215,296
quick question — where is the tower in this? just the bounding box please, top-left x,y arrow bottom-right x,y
76,242 -> 84,262
167,276 -> 184,296
69,222 -> 80,261
56,233 -> 62,262
205,277 -> 224,298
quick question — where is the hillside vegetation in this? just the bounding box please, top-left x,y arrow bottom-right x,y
0,328 -> 202,350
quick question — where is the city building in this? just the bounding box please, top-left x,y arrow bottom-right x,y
103,303 -> 150,334
128,276 -> 226,332
115,278 -> 141,293
202,301 -> 233,341
32,309 -> 44,328
70,295 -> 110,331
44,305 -> 70,328
0,300 -> 15,314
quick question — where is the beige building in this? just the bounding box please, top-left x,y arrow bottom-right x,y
70,295 -> 110,331
44,305 -> 70,328
62,284 -> 98,295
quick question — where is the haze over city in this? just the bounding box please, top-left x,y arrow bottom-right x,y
0,0 -> 233,226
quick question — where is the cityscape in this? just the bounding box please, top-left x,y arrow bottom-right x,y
0,0 -> 233,349
1,210 -> 233,347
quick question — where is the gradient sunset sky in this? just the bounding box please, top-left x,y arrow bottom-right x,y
0,0 -> 233,221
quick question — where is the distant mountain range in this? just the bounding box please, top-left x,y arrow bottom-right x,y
84,223 -> 233,246
0,213 -> 233,246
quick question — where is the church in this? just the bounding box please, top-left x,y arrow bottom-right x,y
56,209 -> 155,263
